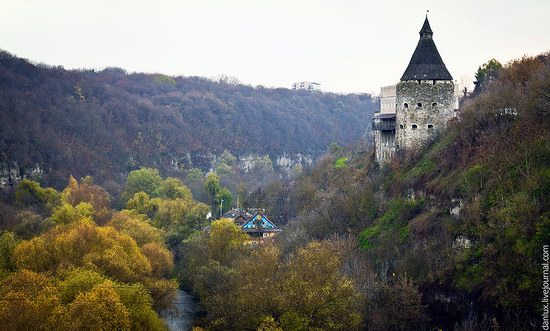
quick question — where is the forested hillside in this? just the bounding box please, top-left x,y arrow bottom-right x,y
236,53 -> 550,329
0,50 -> 376,192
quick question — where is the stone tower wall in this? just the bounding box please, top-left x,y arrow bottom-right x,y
396,80 -> 455,150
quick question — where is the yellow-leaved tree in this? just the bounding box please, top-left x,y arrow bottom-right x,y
107,211 -> 165,246
0,269 -> 62,330
208,218 -> 247,264
58,281 -> 132,331
13,219 -> 152,282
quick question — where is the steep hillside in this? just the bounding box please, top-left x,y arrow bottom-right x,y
249,53 -> 550,329
0,50 -> 376,192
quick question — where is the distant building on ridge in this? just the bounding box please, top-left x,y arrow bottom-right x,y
292,81 -> 321,91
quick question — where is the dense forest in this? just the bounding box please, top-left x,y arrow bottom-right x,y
0,51 -> 548,330
0,169 -> 212,330
0,50 -> 376,193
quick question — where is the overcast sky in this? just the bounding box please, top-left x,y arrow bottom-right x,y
1,0 -> 549,94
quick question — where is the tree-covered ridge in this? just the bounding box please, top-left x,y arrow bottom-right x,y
244,53 -> 550,329
0,50 -> 376,191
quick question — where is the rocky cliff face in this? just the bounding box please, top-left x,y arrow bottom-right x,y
0,161 -> 44,190
0,151 -> 314,194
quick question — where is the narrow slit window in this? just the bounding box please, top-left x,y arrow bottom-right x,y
428,124 -> 434,129
417,103 -> 422,108
412,124 -> 417,129
400,124 -> 404,129
404,103 -> 409,109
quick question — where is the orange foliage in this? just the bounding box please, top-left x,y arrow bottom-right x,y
140,242 -> 174,278
61,176 -> 113,225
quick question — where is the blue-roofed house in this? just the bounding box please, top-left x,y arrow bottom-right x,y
241,213 -> 281,238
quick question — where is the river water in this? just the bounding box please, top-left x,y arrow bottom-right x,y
161,290 -> 200,331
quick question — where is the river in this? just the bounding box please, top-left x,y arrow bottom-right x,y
161,290 -> 200,331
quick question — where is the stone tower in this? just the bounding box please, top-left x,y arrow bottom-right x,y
395,17 -> 455,150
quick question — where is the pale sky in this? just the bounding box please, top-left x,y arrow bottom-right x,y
1,0 -> 549,94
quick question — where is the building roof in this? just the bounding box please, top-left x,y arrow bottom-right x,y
234,214 -> 248,226
242,213 -> 281,233
400,17 -> 453,81
375,114 -> 396,119
222,209 -> 241,219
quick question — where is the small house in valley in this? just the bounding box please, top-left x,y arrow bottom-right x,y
220,208 -> 282,238
241,213 -> 282,238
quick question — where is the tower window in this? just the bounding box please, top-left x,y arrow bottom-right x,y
417,103 -> 422,108
404,103 -> 408,108
432,80 -> 436,85
400,124 -> 404,129
432,102 -> 437,107
428,124 -> 434,129
412,124 -> 418,129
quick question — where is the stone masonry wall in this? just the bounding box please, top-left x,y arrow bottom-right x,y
396,80 -> 455,150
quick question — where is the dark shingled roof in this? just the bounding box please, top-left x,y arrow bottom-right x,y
400,17 -> 453,81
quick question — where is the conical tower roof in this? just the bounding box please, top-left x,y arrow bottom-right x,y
400,17 -> 453,81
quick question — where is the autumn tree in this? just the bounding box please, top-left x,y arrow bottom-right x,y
141,242 -> 174,278
0,270 -> 62,330
60,176 -> 112,225
125,191 -> 159,218
122,167 -> 163,202
58,281 -> 132,331
279,241 -> 363,330
114,282 -> 167,330
208,218 -> 247,264
57,268 -> 108,304
0,231 -> 18,275
11,210 -> 51,239
229,245 -> 284,329
56,269 -> 167,330
107,211 -> 164,246
473,58 -> 503,94
49,202 -> 93,225
159,177 -> 193,201
15,179 -> 60,214
154,198 -> 191,230
13,219 -> 153,283
195,241 -> 363,330
177,231 -> 209,288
